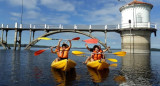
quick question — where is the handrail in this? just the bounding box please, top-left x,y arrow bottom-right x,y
0,22 -> 157,30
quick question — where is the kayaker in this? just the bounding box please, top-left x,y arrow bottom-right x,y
90,45 -> 105,61
83,44 -> 110,64
51,39 -> 72,62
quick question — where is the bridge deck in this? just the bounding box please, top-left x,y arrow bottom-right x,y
0,28 -> 157,33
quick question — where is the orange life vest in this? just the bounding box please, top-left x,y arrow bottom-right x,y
92,50 -> 103,60
55,47 -> 70,59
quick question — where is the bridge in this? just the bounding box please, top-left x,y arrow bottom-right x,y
0,22 -> 157,50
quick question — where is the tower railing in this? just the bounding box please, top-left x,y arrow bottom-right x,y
120,22 -> 156,29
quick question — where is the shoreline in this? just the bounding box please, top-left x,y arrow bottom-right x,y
1,44 -> 160,51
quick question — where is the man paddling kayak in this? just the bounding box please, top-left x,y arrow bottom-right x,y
51,39 -> 72,62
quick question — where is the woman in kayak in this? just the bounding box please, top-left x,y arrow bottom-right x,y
83,44 -> 110,64
51,39 -> 72,62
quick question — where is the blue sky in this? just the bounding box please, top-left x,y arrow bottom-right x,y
0,0 -> 160,49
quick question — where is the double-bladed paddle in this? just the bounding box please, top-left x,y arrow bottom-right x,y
38,37 -> 80,41
38,37 -> 98,44
34,37 -> 80,56
74,54 -> 118,62
72,51 -> 126,57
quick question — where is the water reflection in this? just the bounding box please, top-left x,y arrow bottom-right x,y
119,54 -> 151,85
51,68 -> 76,86
11,51 -> 20,86
87,67 -> 109,83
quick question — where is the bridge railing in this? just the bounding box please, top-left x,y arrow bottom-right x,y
0,22 -> 157,30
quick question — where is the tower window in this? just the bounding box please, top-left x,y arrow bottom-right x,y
136,13 -> 142,23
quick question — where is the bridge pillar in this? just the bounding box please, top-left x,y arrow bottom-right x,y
18,30 -> 22,50
29,29 -> 32,43
33,30 -> 35,40
5,30 -> 8,44
14,22 -> 18,50
1,29 -> 4,43
104,31 -> 107,47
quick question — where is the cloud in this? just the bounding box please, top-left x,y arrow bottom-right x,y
21,11 -> 70,24
8,0 -> 39,10
77,1 -> 123,25
40,0 -> 75,11
49,15 -> 70,24
25,10 -> 40,19
10,12 -> 21,21
10,12 -> 21,17
143,0 -> 160,6
38,14 -> 70,24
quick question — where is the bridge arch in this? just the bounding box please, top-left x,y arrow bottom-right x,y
25,30 -> 107,49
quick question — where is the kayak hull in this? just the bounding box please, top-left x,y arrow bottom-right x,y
51,59 -> 76,71
87,59 -> 109,70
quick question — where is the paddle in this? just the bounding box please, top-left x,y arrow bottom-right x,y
83,38 -> 98,44
34,46 -> 55,56
34,37 -> 80,56
109,63 -> 118,67
38,37 -> 98,44
73,54 -> 118,62
38,37 -> 80,41
72,51 -> 126,56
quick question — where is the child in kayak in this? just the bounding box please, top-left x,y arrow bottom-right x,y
51,39 -> 72,62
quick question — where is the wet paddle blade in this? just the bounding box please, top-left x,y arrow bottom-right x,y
72,51 -> 85,55
113,51 -> 126,56
116,54 -> 126,57
110,64 -> 118,67
34,50 -> 46,56
38,37 -> 52,40
83,39 -> 98,44
74,54 -> 87,57
72,37 -> 80,40
113,51 -> 126,55
107,58 -> 118,62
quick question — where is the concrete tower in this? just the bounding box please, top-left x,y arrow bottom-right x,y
119,0 -> 156,53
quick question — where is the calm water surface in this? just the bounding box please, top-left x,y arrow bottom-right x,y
0,49 -> 160,86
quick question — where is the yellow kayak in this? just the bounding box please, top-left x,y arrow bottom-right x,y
51,59 -> 76,71
87,59 -> 109,70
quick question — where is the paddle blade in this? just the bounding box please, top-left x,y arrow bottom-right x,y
74,54 -> 87,57
116,54 -> 126,57
72,37 -> 80,40
38,37 -> 52,40
72,51 -> 85,55
83,39 -> 98,44
34,50 -> 46,56
107,58 -> 118,62
113,51 -> 126,55
113,51 -> 126,56
110,64 -> 118,67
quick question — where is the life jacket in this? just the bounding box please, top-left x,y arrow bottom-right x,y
56,47 -> 70,59
92,50 -> 103,60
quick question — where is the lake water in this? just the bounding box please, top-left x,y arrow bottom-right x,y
0,49 -> 160,86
